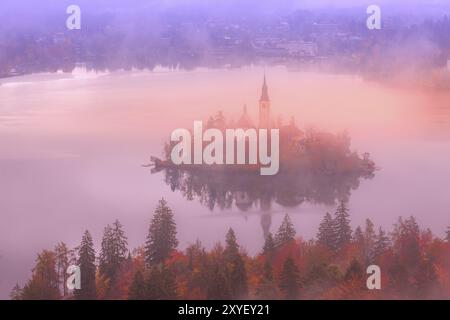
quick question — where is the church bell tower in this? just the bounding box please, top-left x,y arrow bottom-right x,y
259,74 -> 271,128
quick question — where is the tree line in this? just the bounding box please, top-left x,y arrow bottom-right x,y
10,199 -> 450,300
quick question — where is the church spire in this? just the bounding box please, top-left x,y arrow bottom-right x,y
260,73 -> 270,102
259,73 -> 271,128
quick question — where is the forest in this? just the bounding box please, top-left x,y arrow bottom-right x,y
10,199 -> 450,300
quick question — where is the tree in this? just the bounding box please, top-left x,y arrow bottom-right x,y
373,227 -> 390,259
223,229 -> 248,299
364,219 -> 376,264
353,226 -> 364,245
54,242 -> 70,296
278,257 -> 301,299
99,220 -> 128,286
146,265 -> 178,299
10,283 -> 22,300
274,214 -> 296,248
21,250 -> 60,300
446,227 -> 450,243
75,230 -> 96,300
256,260 -> 278,299
262,232 -> 275,255
145,198 -> 179,266
392,216 -> 421,267
344,258 -> 364,282
128,270 -> 146,300
333,201 -> 352,251
317,212 -> 336,250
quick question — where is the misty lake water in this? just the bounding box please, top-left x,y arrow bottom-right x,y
1,66 -> 450,297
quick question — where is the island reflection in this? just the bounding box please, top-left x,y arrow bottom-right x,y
147,77 -> 376,238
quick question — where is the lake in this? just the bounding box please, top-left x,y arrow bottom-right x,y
1,66 -> 450,298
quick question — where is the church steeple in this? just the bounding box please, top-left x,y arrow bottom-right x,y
260,73 -> 270,102
259,74 -> 271,128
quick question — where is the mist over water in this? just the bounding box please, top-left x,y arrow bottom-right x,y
1,66 -> 450,298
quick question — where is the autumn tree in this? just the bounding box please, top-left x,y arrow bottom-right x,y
344,258 -> 364,282
75,230 -> 96,300
145,198 -> 179,266
54,242 -> 71,297
223,228 -> 248,299
21,250 -> 60,300
274,214 -> 296,248
279,257 -> 301,299
317,212 -> 336,250
99,220 -> 129,286
333,201 -> 352,251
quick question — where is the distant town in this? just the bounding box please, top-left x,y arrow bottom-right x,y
1,6 -> 450,88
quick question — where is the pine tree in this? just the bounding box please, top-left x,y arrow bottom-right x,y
373,227 -> 390,259
274,214 -> 296,248
446,227 -> 450,243
224,228 -> 248,299
128,270 -> 146,300
146,265 -> 178,299
99,220 -> 128,285
333,201 -> 352,251
278,257 -> 301,299
364,219 -> 377,264
145,198 -> 179,266
317,212 -> 336,250
75,230 -> 96,300
21,250 -> 60,300
353,226 -> 364,244
262,232 -> 275,255
256,260 -> 278,299
54,242 -> 70,297
10,283 -> 22,300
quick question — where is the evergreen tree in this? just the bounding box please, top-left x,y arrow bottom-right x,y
75,230 -> 96,300
353,226 -> 364,244
206,261 -> 232,300
364,219 -> 377,264
279,257 -> 301,299
54,242 -> 70,297
446,227 -> 450,243
317,212 -> 336,250
223,229 -> 248,299
333,201 -> 352,251
373,227 -> 391,259
262,232 -> 275,255
256,260 -> 278,299
99,220 -> 128,285
146,265 -> 178,299
145,198 -> 179,266
21,250 -> 60,300
10,283 -> 22,300
274,214 -> 296,248
128,270 -> 146,300
392,216 -> 421,267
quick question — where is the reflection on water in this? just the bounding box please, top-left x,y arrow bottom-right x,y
148,76 -> 376,238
